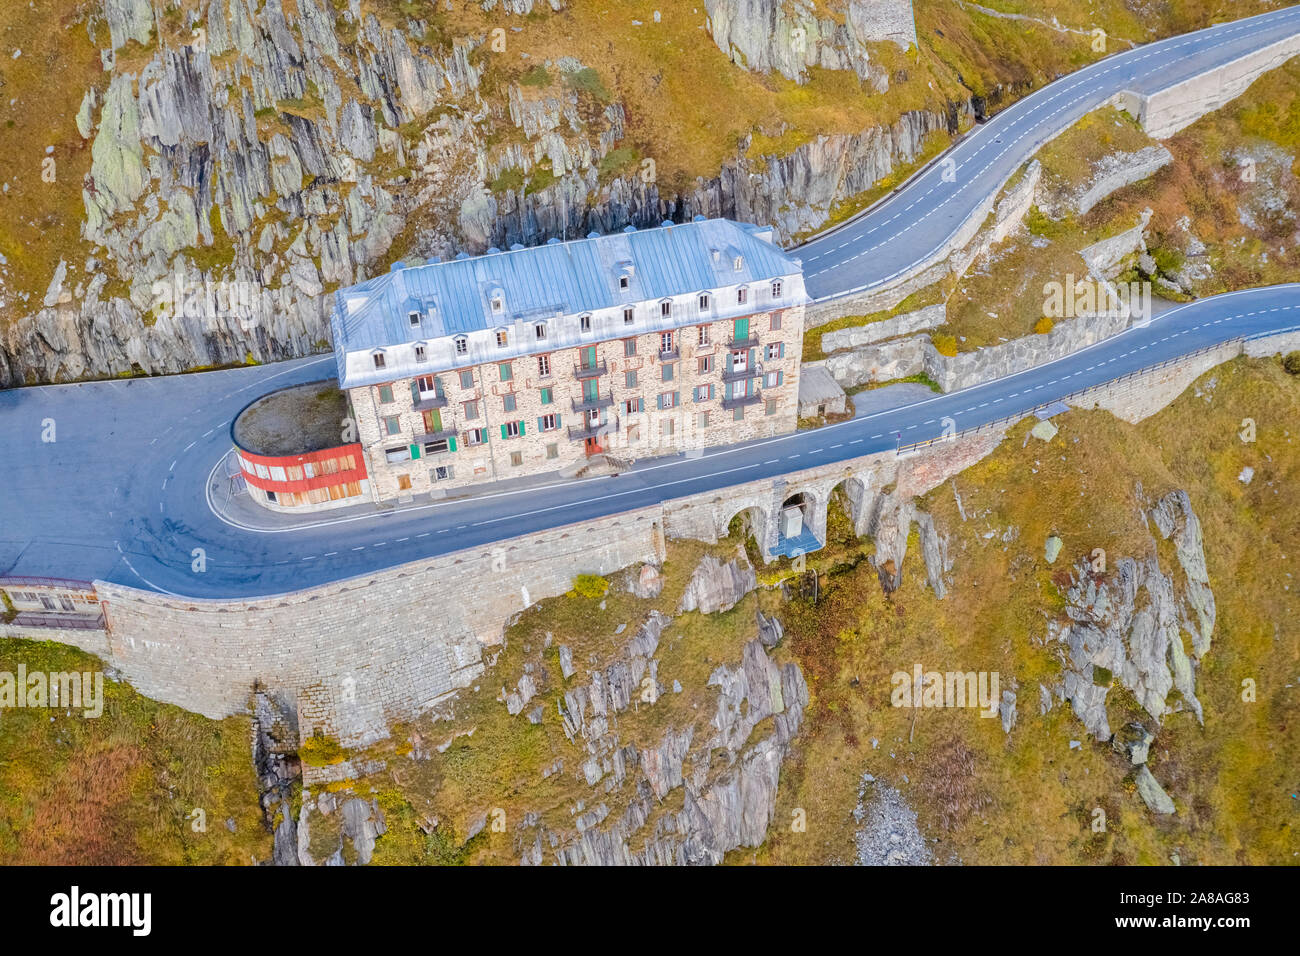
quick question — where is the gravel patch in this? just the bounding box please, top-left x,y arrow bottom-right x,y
853,775 -> 933,866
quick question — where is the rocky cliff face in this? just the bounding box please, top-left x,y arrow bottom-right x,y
528,612 -> 808,865
704,0 -> 917,87
1038,487 -> 1215,814
0,0 -> 956,387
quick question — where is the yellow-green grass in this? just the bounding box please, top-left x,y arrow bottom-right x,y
0,639 -> 269,864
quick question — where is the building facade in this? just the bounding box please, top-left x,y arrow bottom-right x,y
234,441 -> 370,512
330,218 -> 807,501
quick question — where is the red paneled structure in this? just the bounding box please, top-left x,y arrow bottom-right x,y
234,443 -> 369,508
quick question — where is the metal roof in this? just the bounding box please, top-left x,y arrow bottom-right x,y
331,219 -> 802,365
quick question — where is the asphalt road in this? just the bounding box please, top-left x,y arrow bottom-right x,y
3,285 -> 1296,597
3,8 -> 1299,598
797,4 -> 1300,301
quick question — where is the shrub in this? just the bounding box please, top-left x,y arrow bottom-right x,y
1034,316 -> 1055,335
597,146 -> 639,181
1150,245 -> 1184,275
489,166 -> 525,194
299,734 -> 346,767
565,67 -> 610,102
931,332 -> 958,357
519,65 -> 552,87
572,574 -> 610,599
1283,352 -> 1300,375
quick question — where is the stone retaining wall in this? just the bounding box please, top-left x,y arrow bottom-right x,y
1127,33 -> 1300,139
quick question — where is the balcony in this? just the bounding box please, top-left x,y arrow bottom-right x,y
721,391 -> 763,411
567,417 -> 617,441
722,364 -> 758,383
658,348 -> 680,362
412,392 -> 448,411
573,360 -> 608,380
571,392 -> 615,414
414,429 -> 458,444
726,335 -> 759,350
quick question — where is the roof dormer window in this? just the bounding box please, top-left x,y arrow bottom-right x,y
698,293 -> 710,311
372,351 -> 386,369
580,314 -> 592,333
490,292 -> 504,315
619,274 -> 630,290
495,329 -> 509,348
454,335 -> 468,356
414,343 -> 427,362
733,255 -> 744,271
771,280 -> 783,299
535,323 -> 547,340
737,287 -> 748,305
408,311 -> 421,327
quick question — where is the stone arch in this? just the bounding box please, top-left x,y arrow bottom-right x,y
719,501 -> 769,552
831,470 -> 882,539
769,480 -> 832,557
826,476 -> 867,547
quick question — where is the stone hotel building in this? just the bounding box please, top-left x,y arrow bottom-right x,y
330,218 -> 806,501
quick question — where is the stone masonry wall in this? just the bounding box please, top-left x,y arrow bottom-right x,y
923,310 -> 1132,393
1130,32 -> 1300,139
96,510 -> 666,747
821,303 -> 945,351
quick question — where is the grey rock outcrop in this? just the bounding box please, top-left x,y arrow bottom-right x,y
1148,489 -> 1215,657
1050,489 -> 1214,743
863,491 -> 949,597
631,563 -> 664,600
252,687 -> 302,866
678,554 -> 757,614
528,613 -> 809,864
1135,765 -> 1176,815
705,0 -> 916,87
999,689 -> 1017,733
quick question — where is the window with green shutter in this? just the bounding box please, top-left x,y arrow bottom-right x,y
499,362 -> 512,382
541,387 -> 553,405
409,443 -> 421,460
379,385 -> 394,404
734,318 -> 749,341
